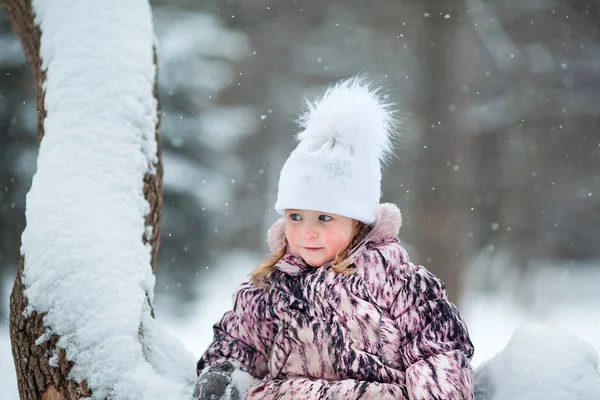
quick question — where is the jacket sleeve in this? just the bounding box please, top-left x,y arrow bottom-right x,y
385,258 -> 475,400
197,279 -> 275,379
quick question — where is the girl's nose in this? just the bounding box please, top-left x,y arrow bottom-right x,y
302,225 -> 318,240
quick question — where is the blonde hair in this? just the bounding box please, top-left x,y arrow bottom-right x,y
251,221 -> 370,288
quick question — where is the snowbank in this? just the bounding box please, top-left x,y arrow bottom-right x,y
474,324 -> 600,400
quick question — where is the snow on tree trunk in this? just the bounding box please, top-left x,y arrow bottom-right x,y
2,0 -> 195,399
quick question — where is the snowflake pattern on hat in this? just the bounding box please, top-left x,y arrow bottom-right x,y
297,153 -> 315,183
323,158 -> 353,187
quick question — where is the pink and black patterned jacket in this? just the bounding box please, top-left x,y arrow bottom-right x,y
197,203 -> 475,399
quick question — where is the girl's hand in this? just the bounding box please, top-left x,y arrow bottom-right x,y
193,360 -> 241,400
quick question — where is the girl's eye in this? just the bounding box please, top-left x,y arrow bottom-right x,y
318,214 -> 333,222
289,213 -> 302,221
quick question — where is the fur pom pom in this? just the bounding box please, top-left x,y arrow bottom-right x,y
297,76 -> 397,163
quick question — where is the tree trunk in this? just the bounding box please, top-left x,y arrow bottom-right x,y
2,0 -> 163,398
411,1 -> 475,303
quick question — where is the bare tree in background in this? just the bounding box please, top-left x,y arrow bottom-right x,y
410,1 -> 476,302
463,0 -> 600,301
2,0 -> 163,398
0,8 -> 33,322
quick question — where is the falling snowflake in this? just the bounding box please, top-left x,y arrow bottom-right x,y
323,158 -> 353,187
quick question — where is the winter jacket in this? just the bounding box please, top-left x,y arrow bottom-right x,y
197,203 -> 475,399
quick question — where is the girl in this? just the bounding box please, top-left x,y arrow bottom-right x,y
194,78 -> 475,400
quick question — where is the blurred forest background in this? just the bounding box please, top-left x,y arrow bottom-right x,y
1,0 -> 599,324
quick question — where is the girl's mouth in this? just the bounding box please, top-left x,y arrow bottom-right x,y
303,247 -> 323,252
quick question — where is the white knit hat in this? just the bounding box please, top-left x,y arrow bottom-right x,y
274,77 -> 397,225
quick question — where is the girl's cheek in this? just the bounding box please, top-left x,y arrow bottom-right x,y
325,230 -> 350,251
285,224 -> 298,246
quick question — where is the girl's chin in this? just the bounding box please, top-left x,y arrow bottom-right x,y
291,247 -> 333,267
305,261 -> 323,268
302,255 -> 330,267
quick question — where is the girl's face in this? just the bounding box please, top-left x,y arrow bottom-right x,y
284,209 -> 357,267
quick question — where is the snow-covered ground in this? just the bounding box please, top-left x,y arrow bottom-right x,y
464,264 -> 600,367
2,256 -> 599,399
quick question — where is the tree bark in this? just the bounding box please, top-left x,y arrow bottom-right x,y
2,0 -> 163,398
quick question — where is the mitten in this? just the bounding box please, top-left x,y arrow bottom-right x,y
193,360 -> 241,400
